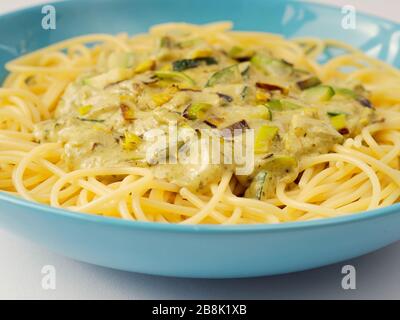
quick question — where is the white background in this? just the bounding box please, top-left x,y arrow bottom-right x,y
1,0 -> 400,300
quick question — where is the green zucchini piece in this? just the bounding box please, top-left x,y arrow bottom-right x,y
327,111 -> 345,117
263,155 -> 297,173
246,171 -> 268,200
255,171 -> 268,200
251,54 -> 293,77
281,100 -> 302,110
155,71 -> 196,86
228,46 -> 255,61
197,57 -> 218,66
335,88 -> 356,98
268,59 -> 293,77
302,85 -> 335,102
172,59 -> 199,71
330,113 -> 347,130
250,54 -> 271,71
206,64 -> 242,87
266,99 -> 302,111
183,102 -> 212,120
254,125 -> 279,154
172,57 -> 218,72
254,106 -> 272,120
266,99 -> 283,111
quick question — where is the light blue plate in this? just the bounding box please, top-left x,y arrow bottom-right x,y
1,0 -> 400,278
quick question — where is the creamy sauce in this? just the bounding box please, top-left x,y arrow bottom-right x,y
34,30 -> 374,199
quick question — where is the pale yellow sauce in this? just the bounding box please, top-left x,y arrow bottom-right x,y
34,31 -> 374,199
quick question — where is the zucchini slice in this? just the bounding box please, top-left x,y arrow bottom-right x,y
302,85 -> 335,102
172,57 -> 217,72
256,106 -> 272,120
266,99 -> 302,111
246,171 -> 268,200
155,71 -> 196,86
183,103 -> 212,120
228,46 -> 255,61
334,88 -> 356,98
329,113 -> 347,130
251,55 -> 293,77
254,125 -> 279,154
263,155 -> 297,174
206,64 -> 242,87
254,171 -> 268,200
266,99 -> 283,111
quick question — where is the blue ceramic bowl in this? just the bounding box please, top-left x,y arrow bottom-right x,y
1,0 -> 400,278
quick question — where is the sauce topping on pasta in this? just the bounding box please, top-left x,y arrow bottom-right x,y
33,24 -> 375,200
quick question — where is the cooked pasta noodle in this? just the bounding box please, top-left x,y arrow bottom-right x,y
1,22 -> 400,224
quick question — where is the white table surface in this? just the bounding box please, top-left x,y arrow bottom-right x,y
1,0 -> 400,300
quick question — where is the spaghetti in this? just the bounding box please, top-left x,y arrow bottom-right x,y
1,22 -> 400,224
